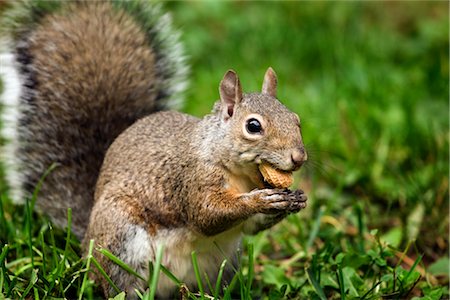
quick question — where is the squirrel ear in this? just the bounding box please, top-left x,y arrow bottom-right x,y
262,67 -> 277,97
219,69 -> 242,120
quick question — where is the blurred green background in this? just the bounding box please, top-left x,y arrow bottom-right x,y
166,1 -> 449,296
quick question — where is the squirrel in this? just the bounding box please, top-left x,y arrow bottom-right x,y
1,1 -> 308,298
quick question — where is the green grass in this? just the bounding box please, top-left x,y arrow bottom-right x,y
1,1 -> 449,299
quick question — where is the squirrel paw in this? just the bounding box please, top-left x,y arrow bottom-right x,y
251,188 -> 307,214
289,189 -> 307,213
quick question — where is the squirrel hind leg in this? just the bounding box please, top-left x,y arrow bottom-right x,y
86,198 -> 179,298
90,222 -> 153,298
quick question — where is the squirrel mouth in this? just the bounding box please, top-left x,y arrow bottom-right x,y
258,163 -> 293,189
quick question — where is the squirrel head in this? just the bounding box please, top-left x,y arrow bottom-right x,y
214,68 -> 307,174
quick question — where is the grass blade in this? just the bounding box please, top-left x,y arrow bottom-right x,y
99,248 -> 146,281
0,268 -> 3,295
0,194 -> 9,240
79,239 -> 94,300
135,288 -> 144,299
355,204 -> 365,252
306,267 -> 326,300
33,286 -> 40,300
191,251 -> 204,299
214,259 -> 227,300
25,199 -> 34,267
148,244 -> 164,300
160,265 -> 182,286
0,244 -> 11,293
403,254 -> 422,284
20,268 -> 38,300
90,257 -> 121,294
0,244 -> 10,294
337,265 -> 346,300
39,230 -> 46,275
223,272 -> 239,300
48,223 -> 59,269
360,281 -> 382,300
64,208 -> 72,258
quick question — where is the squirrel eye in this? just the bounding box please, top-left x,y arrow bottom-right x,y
246,118 -> 262,134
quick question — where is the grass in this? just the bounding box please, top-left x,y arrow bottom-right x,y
1,1 -> 449,299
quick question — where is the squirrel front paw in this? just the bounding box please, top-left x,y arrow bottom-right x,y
288,189 -> 308,213
248,188 -> 307,214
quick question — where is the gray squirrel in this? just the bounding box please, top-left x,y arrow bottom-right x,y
0,1 -> 307,298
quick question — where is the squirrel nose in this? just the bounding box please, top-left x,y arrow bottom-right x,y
291,147 -> 307,168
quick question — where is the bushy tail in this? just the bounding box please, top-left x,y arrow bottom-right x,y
0,0 -> 188,239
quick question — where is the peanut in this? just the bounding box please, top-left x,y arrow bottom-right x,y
258,163 -> 293,189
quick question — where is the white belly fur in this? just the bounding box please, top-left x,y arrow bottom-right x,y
124,224 -> 242,296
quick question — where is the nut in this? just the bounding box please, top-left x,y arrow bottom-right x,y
258,163 -> 293,189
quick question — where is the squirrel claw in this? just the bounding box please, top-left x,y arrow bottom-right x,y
294,189 -> 307,202
255,188 -> 307,213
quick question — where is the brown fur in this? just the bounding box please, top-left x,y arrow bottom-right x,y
5,2 -> 307,297
13,2 -> 182,239
85,70 -> 308,298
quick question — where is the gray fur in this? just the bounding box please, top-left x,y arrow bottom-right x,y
0,1 -> 188,239
85,73 -> 307,297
